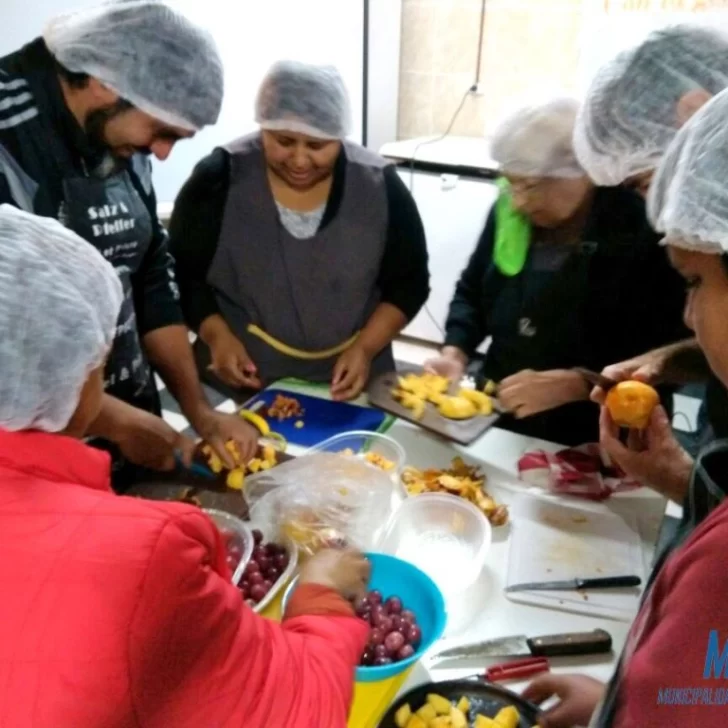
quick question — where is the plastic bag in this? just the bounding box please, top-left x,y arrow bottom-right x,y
518,444 -> 641,501
245,452 -> 402,556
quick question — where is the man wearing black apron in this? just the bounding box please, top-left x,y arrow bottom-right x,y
0,3 -> 258,489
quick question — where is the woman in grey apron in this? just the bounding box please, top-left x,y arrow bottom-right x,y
426,98 -> 686,446
169,61 -> 429,402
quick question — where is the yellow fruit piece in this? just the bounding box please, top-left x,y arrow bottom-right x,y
483,379 -> 497,395
458,388 -> 494,415
450,706 -> 467,728
226,468 -> 245,490
456,697 -> 470,714
206,451 -> 224,474
395,703 -> 412,728
430,718 -> 452,728
247,459 -> 262,473
416,704 -> 437,722
427,694 -> 452,716
295,420 -> 305,429
405,716 -> 427,728
494,706 -> 520,728
239,409 -> 270,436
261,444 -> 277,464
474,716 -> 498,728
438,396 -> 477,420
259,460 -> 272,470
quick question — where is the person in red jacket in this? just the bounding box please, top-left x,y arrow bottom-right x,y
523,91 -> 728,727
0,203 -> 370,727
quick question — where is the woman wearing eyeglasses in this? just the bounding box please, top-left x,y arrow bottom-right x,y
425,98 -> 686,446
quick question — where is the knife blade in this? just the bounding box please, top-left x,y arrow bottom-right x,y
429,628 -> 612,663
506,575 -> 642,593
572,367 -> 618,392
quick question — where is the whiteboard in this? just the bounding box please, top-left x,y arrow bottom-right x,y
0,0 -> 365,203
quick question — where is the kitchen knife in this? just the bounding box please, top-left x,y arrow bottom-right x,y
429,628 -> 613,663
506,575 -> 642,593
573,367 -> 618,392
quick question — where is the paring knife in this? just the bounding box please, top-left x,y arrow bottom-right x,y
572,367 -> 618,392
506,575 -> 642,593
429,628 -> 613,663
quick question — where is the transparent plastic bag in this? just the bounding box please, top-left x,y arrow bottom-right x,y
246,452 -> 402,556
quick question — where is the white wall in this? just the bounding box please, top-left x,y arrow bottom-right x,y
0,0 -> 366,203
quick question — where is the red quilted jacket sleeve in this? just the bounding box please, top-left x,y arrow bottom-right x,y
128,510 -> 369,728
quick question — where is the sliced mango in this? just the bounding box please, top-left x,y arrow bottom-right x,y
395,703 -> 412,728
427,693 -> 453,716
438,396 -> 477,420
458,388 -> 494,415
415,703 -> 437,722
494,705 -> 520,728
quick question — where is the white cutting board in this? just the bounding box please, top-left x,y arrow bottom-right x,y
506,495 -> 645,622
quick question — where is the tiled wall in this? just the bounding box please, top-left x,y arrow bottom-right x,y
398,0 -> 585,140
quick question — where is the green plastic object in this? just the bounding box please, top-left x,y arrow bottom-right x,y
493,177 -> 531,276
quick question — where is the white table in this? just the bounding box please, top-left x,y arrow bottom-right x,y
267,382 -> 668,701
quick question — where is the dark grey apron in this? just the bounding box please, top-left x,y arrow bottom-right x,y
207,134 -> 394,386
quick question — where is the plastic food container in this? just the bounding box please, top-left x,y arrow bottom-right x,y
375,493 -> 491,595
247,523 -> 299,614
281,552 -> 446,682
306,431 -> 407,481
203,509 -> 254,585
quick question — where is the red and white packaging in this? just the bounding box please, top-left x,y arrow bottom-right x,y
518,444 -> 641,501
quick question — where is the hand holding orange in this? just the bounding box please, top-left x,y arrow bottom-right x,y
605,380 -> 660,430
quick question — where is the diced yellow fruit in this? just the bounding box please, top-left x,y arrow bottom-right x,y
426,694 -> 453,716
430,718 -> 452,728
494,706 -> 520,728
259,460 -> 272,470
438,396 -> 477,420
226,468 -> 245,490
405,715 -> 427,728
295,420 -> 305,429
261,444 -> 277,463
247,459 -> 262,473
484,379 -> 497,395
207,452 -> 223,473
415,704 -> 437,722
458,388 -> 494,415
450,706 -> 467,728
474,716 -> 498,728
394,703 -> 412,728
456,697 -> 470,714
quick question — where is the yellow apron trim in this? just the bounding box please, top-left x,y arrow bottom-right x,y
247,324 -> 358,360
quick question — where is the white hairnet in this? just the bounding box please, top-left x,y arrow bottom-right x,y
648,89 -> 728,254
575,25 -> 728,186
44,1 -> 224,131
0,205 -> 123,432
491,97 -> 584,179
255,60 -> 352,140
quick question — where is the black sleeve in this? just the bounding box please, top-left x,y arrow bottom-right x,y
444,210 -> 495,355
377,166 -> 430,321
127,159 -> 185,336
167,148 -> 229,332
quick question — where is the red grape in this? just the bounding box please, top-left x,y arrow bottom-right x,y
401,609 -> 416,624
257,556 -> 272,572
240,579 -> 250,592
252,529 -> 264,545
390,615 -> 403,632
385,596 -> 403,615
370,607 -> 387,627
354,597 -> 370,618
252,546 -> 266,562
397,645 -> 415,661
248,572 -> 264,586
379,616 -> 394,634
265,567 -> 281,582
249,584 -> 267,602
360,649 -> 374,666
373,644 -> 388,659
368,628 -> 385,646
274,553 -> 290,571
384,632 -> 405,654
261,580 -> 273,593
243,561 -> 260,578
407,624 -> 422,647
368,590 -> 383,606
373,656 -> 393,666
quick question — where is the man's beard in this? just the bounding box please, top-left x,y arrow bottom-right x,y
84,100 -> 151,161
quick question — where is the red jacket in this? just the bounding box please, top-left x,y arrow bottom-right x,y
615,498 -> 728,727
0,430 -> 369,728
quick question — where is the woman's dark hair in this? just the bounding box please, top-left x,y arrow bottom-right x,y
53,59 -> 89,90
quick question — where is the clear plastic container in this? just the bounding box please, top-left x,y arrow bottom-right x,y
375,493 -> 491,595
204,509 -> 254,586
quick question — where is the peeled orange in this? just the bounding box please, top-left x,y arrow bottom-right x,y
605,381 -> 660,429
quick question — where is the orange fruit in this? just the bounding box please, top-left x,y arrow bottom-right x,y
605,381 -> 660,429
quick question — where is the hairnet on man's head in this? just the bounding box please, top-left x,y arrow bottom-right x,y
648,89 -> 728,255
255,60 -> 352,140
44,1 -> 224,131
575,25 -> 728,186
0,205 -> 123,433
491,97 -> 584,179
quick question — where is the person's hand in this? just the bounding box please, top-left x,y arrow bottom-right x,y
116,407 -> 196,471
191,408 -> 259,469
523,674 -> 605,728
208,331 -> 262,390
331,343 -> 372,401
590,350 -> 669,405
499,369 -> 589,419
600,405 -> 693,502
299,548 -> 371,601
424,346 -> 468,384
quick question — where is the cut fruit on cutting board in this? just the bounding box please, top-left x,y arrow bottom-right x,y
242,389 -> 388,447
506,495 -> 645,622
368,368 -> 500,446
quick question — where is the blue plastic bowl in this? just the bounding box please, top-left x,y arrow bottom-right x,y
282,552 -> 447,682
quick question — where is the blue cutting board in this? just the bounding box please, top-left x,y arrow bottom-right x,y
243,389 -> 388,447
